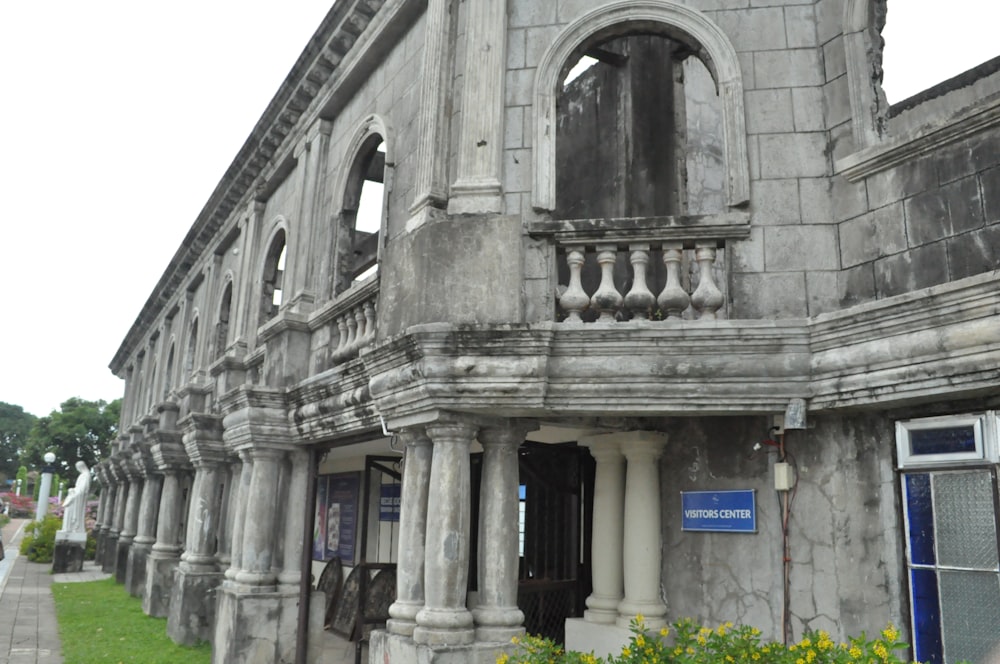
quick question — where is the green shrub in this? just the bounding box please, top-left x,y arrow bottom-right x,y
499,617 -> 946,664
19,514 -> 61,562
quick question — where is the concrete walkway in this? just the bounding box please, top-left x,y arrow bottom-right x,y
0,518 -> 110,664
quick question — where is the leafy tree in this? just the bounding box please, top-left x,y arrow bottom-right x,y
0,402 -> 37,481
23,398 -> 121,481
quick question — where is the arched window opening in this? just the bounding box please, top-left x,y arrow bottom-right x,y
184,318 -> 198,379
260,230 -> 287,325
216,282 -> 232,359
555,32 -> 724,220
162,344 -> 175,400
338,136 -> 385,293
146,361 -> 158,412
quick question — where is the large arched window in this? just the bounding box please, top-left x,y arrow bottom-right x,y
216,280 -> 233,359
184,317 -> 198,379
259,229 -> 287,325
533,1 -> 748,213
332,115 -> 391,295
162,342 -> 175,400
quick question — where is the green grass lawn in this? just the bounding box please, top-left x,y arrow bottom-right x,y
51,578 -> 212,664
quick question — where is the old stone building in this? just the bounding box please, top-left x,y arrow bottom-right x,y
97,0 -> 1000,662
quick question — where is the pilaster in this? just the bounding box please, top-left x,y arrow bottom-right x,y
447,0 -> 507,215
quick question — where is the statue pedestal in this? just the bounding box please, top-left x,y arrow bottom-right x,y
53,532 -> 87,573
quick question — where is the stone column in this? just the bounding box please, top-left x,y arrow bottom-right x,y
217,457 -> 242,575
168,423 -> 227,648
126,472 -> 162,597
617,433 -> 668,629
235,447 -> 284,587
114,459 -> 140,583
96,470 -> 117,565
143,469 -> 185,617
387,428 -> 433,636
103,468 -> 127,573
224,452 -> 251,581
581,437 -> 626,624
448,0 -> 507,215
278,450 -> 309,589
413,421 -> 477,646
472,424 -> 527,642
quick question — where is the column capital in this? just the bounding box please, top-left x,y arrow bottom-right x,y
478,419 -> 538,449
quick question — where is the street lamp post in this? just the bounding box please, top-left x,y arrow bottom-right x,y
35,452 -> 56,522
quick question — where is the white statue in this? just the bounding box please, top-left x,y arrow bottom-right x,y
61,461 -> 90,535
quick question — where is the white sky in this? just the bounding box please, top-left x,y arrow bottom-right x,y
0,1 -> 996,417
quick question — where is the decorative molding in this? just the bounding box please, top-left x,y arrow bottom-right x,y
836,91 -> 1000,181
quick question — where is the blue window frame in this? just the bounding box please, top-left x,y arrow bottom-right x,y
898,414 -> 1000,663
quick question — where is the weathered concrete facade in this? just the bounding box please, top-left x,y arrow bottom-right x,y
100,0 -> 1000,662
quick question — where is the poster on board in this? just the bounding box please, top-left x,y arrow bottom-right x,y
312,475 -> 328,560
325,472 -> 361,563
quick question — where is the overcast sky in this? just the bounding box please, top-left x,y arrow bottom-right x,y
0,1 -> 996,418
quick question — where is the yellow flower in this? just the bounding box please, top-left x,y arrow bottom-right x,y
622,647 -> 631,657
752,653 -> 761,660
659,626 -> 669,637
496,655 -> 509,664
635,613 -> 645,625
673,647 -> 683,656
850,646 -> 862,658
882,624 -> 898,642
511,636 -> 519,644
717,624 -> 727,636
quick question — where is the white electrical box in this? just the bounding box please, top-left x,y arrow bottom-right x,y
774,462 -> 794,491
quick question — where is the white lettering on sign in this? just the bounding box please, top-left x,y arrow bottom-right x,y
684,509 -> 752,520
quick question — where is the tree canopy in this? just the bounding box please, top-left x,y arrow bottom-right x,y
23,398 -> 121,480
0,402 -> 37,481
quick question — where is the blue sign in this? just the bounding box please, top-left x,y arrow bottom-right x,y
379,483 -> 401,522
681,490 -> 757,533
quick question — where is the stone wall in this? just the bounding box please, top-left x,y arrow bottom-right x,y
659,414 -> 903,642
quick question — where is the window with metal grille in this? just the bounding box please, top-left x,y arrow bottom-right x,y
897,413 -> 1000,664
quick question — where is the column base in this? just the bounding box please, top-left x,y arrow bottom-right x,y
413,607 -> 475,646
211,583 -> 299,664
52,541 -> 85,574
584,593 -> 622,625
387,598 -> 423,637
471,605 -> 525,643
371,630 -> 515,664
565,617 -> 633,660
125,542 -> 152,598
143,551 -> 181,617
167,567 -> 224,646
616,599 -> 667,630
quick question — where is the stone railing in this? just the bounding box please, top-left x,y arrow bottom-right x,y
529,215 -> 749,324
311,275 -> 379,368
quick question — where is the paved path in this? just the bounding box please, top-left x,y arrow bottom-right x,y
0,518 -> 110,664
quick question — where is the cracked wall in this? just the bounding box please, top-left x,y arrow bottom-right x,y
659,413 -> 904,643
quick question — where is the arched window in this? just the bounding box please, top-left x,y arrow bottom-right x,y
162,343 -> 175,400
534,1 -> 748,213
556,34 -> 723,218
184,317 -> 198,379
333,115 -> 391,295
260,229 -> 287,325
146,360 -> 157,412
216,281 -> 233,359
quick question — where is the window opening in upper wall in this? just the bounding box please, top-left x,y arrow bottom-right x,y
260,230 -> 287,325
216,282 -> 232,359
338,138 -> 385,292
554,33 -> 724,220
881,0 -> 1000,105
184,318 -> 198,379
163,344 -> 175,400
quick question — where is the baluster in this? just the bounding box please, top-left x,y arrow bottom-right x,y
690,241 -> 724,319
559,248 -> 589,323
362,301 -> 377,347
332,316 -> 349,362
623,243 -> 655,320
657,242 -> 689,320
344,309 -> 359,354
591,245 -> 622,322
352,308 -> 367,353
